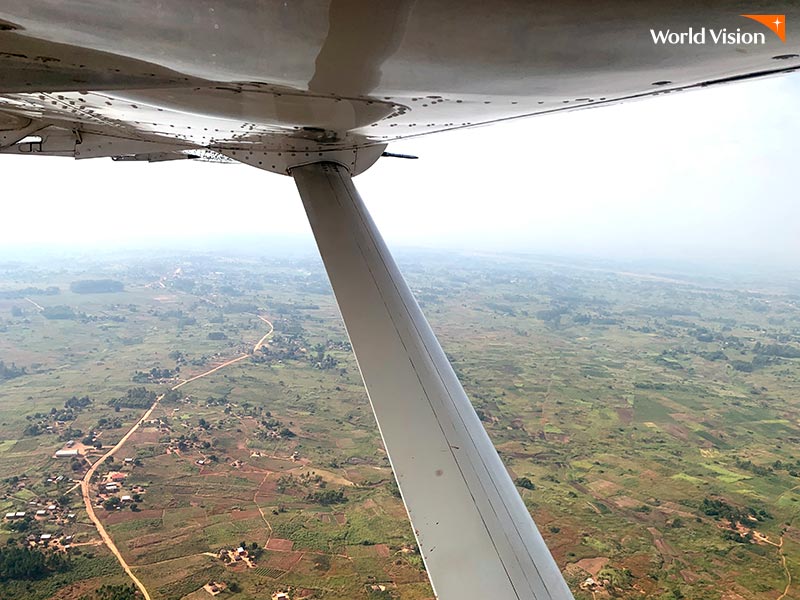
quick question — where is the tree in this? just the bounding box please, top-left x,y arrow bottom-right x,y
514,477 -> 535,490
306,489 -> 347,505
0,544 -> 69,581
82,583 -> 139,600
598,566 -> 632,591
103,497 -> 120,511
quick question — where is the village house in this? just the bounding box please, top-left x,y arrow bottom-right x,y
54,449 -> 79,458
203,581 -> 227,596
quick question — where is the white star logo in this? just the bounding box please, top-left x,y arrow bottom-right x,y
774,18 -> 783,28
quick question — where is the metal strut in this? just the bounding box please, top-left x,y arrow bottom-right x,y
292,162 -> 573,600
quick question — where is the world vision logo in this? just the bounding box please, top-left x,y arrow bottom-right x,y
651,14 -> 786,45
740,14 -> 786,42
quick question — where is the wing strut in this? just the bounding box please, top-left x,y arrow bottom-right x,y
292,162 -> 574,600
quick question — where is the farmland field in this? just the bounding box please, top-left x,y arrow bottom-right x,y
1,246 -> 800,599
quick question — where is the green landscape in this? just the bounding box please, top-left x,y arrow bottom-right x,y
1,247 -> 800,600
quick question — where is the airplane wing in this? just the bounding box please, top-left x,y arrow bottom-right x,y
1,2 -> 797,169
1,3 -> 798,598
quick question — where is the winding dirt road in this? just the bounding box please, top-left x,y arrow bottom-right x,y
79,314 -> 274,599
80,394 -> 163,600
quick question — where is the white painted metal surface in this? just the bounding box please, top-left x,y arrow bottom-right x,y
0,2 -> 798,162
293,162 -> 574,600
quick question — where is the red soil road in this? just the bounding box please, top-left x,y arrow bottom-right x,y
79,315 -> 275,600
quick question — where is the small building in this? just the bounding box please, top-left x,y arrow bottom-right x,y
120,495 -> 132,502
105,483 -> 119,492
39,534 -> 52,541
47,505 -> 57,511
4,512 -> 15,519
55,449 -> 79,458
124,457 -> 134,464
35,510 -> 47,517
203,581 -> 227,596
14,511 -> 25,518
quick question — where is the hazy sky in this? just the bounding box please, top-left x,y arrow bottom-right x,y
1,73 -> 798,267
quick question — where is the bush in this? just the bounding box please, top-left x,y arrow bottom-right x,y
514,477 -> 535,490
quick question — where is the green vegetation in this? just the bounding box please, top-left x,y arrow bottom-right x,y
0,544 -> 68,581
79,584 -> 141,600
108,387 -> 157,410
0,360 -> 26,380
70,279 -> 124,294
306,489 -> 348,505
514,477 -> 535,490
2,248 -> 800,599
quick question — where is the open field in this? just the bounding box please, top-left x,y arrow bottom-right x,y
1,248 -> 800,599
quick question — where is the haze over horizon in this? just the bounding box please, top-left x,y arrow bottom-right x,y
1,73 -> 798,270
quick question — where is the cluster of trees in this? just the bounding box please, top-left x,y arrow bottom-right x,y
132,367 -> 176,383
735,458 -> 800,479
730,356 -> 775,373
536,307 -> 568,325
256,333 -> 307,362
42,305 -> 77,320
59,426 -> 84,442
255,416 -> 295,440
65,395 -> 92,409
596,565 -> 632,592
308,343 -> 342,370
22,405 -> 86,436
634,382 -> 668,390
4,515 -> 34,533
108,387 -> 157,410
689,327 -> 717,343
734,458 -> 773,477
695,350 -> 728,362
171,432 -> 209,452
0,544 -> 69,582
96,417 -> 124,430
168,350 -> 187,364
771,459 -> 800,478
723,529 -> 754,544
79,583 -> 140,600
222,302 -> 259,314
700,497 -> 771,527
313,354 -> 338,370
753,342 -> 800,358
0,360 -> 26,381
205,395 -> 228,407
276,472 -> 322,493
727,341 -> 800,373
22,423 -> 44,437
239,541 -> 263,559
275,474 -> 296,493
69,279 -> 124,294
0,286 -> 59,299
305,489 -> 347,505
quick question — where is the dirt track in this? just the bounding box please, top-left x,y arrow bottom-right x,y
79,314 -> 274,599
